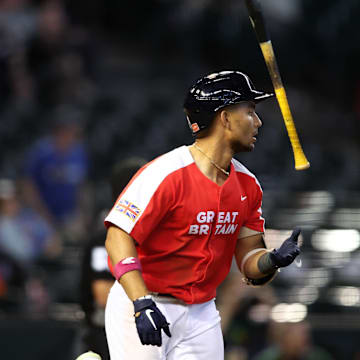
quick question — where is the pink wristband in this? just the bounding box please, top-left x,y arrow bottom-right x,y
114,257 -> 142,280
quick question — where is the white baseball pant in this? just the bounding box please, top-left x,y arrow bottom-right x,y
105,281 -> 224,360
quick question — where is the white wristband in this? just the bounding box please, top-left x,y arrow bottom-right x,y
134,295 -> 153,301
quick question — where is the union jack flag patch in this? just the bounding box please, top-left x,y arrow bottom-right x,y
115,199 -> 141,222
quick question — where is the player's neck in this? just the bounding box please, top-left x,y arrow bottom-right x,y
189,138 -> 233,185
194,138 -> 233,167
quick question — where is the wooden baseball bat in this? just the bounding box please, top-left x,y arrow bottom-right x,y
244,0 -> 310,170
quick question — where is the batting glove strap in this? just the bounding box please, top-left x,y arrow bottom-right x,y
133,298 -> 171,347
269,228 -> 301,268
133,298 -> 154,313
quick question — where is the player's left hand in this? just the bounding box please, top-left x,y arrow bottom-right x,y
133,296 -> 171,346
269,228 -> 301,268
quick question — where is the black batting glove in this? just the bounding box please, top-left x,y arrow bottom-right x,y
269,228 -> 301,268
133,296 -> 171,346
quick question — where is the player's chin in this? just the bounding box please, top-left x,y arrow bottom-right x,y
247,137 -> 258,151
231,141 -> 254,153
245,144 -> 255,152
244,138 -> 256,151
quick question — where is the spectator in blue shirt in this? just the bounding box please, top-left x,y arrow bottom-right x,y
22,104 -> 90,239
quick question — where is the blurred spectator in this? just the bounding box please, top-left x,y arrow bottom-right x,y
0,178 -> 60,315
217,271 -> 278,359
26,0 -> 96,107
21,104 -> 91,240
0,178 -> 59,266
0,248 -> 26,313
109,157 -> 147,202
0,0 -> 36,109
0,0 -> 36,38
79,231 -> 113,359
254,321 -> 334,360
78,157 -> 146,359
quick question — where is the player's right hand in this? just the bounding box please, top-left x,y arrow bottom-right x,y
133,296 -> 171,346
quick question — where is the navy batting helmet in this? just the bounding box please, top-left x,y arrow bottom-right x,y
184,70 -> 273,135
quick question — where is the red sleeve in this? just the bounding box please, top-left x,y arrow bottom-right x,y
243,178 -> 265,233
104,168 -> 175,245
129,177 -> 175,244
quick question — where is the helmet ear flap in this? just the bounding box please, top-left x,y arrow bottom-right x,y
185,110 -> 214,136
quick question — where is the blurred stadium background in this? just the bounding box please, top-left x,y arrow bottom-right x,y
0,0 -> 359,359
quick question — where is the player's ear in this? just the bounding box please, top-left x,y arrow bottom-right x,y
219,109 -> 231,131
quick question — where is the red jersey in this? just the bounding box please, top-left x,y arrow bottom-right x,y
105,146 -> 265,304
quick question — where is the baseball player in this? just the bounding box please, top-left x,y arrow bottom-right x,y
104,71 -> 301,360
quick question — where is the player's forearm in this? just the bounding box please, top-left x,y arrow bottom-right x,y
242,250 -> 273,279
244,229 -> 301,279
119,270 -> 149,301
105,226 -> 149,301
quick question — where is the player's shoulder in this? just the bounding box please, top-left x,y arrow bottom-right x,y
130,146 -> 193,189
144,145 -> 194,176
231,157 -> 256,178
231,158 -> 262,190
